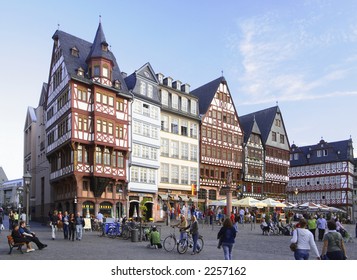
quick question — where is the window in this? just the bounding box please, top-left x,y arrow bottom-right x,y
161,163 -> 169,183
181,120 -> 188,136
143,104 -> 150,117
78,145 -> 83,162
147,85 -> 153,98
94,66 -> 100,76
161,139 -> 169,157
140,81 -> 146,95
171,165 -> 179,184
172,94 -> 179,109
190,100 -> 197,115
275,119 -> 281,127
181,143 -> 189,160
161,115 -> 169,131
323,149 -> 328,156
161,90 -> 169,106
317,150 -> 322,157
190,123 -> 198,138
103,148 -> 110,165
77,89 -> 87,102
280,134 -> 285,144
181,97 -> 188,112
95,147 -> 102,164
190,167 -> 198,185
103,66 -> 109,78
171,141 -> 179,158
272,132 -> 277,142
181,166 -> 188,184
190,145 -> 198,161
171,118 -> 179,134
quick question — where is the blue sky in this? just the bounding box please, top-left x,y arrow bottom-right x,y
1,0 -> 357,180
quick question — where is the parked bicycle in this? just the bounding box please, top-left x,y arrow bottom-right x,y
163,226 -> 179,252
177,232 -> 204,254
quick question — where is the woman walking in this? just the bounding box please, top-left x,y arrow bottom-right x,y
321,219 -> 347,260
290,218 -> 320,260
189,215 -> 199,255
217,217 -> 237,260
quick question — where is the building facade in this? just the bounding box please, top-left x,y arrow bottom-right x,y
288,138 -> 355,218
157,73 -> 200,221
44,23 -> 132,219
124,63 -> 161,221
191,77 -> 244,211
240,106 -> 290,200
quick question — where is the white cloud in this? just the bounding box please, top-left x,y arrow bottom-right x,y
228,10 -> 357,106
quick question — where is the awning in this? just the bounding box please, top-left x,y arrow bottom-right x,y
158,194 -> 169,200
179,195 -> 190,202
129,200 -> 140,203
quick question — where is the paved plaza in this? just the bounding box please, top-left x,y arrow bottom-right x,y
0,217 -> 356,260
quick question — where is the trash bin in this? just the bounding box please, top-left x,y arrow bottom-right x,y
131,228 -> 139,242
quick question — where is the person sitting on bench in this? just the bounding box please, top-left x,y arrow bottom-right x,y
19,221 -> 47,250
11,224 -> 34,253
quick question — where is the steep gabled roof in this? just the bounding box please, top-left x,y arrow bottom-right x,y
290,139 -> 354,166
239,106 -> 280,144
240,114 -> 262,144
191,76 -> 226,115
38,83 -> 48,107
52,24 -> 128,94
86,22 -> 113,63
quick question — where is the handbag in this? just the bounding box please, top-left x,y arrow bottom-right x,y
290,229 -> 299,252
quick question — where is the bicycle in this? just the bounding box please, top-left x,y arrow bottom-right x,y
163,226 -> 179,252
177,232 -> 204,254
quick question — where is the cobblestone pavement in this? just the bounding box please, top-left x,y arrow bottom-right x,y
0,218 -> 356,260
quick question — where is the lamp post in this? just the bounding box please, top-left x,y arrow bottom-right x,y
16,186 -> 24,219
23,171 -> 32,227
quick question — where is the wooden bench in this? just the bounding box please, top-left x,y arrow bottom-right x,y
7,235 -> 26,254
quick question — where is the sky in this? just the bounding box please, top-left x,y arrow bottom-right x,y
1,0 -> 357,180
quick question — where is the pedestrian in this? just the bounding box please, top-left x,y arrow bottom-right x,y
68,213 -> 76,241
9,210 -> 15,230
290,218 -> 320,260
18,220 -> 47,250
20,212 -> 26,224
239,208 -> 245,224
307,215 -> 317,240
0,214 -> 4,233
11,224 -> 34,253
62,211 -> 70,239
75,212 -> 84,241
321,219 -> 347,260
217,217 -> 237,260
316,214 -> 327,241
13,211 -> 19,226
50,210 -> 59,240
189,215 -> 199,255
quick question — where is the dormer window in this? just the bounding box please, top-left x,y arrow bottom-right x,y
77,67 -> 84,77
71,47 -> 79,57
101,41 -> 108,52
114,80 -> 121,89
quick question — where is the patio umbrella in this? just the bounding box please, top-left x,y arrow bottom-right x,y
262,198 -> 286,207
233,197 -> 266,207
297,202 -> 320,211
208,199 -> 226,206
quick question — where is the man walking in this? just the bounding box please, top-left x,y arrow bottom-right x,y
316,214 -> 327,241
75,212 -> 84,241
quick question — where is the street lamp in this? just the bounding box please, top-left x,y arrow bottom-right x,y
16,186 -> 24,216
23,171 -> 32,227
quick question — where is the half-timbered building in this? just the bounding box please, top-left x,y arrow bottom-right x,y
45,23 -> 132,218
239,116 -> 265,199
191,77 -> 244,211
124,63 -> 161,220
157,73 -> 200,221
240,106 -> 290,199
288,138 -> 355,217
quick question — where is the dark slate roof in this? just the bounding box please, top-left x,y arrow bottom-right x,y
52,24 -> 128,94
239,106 -> 279,144
290,139 -> 354,166
86,22 -> 113,62
191,76 -> 226,115
240,114 -> 261,143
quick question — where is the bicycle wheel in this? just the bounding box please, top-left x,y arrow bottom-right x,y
196,237 -> 204,253
163,235 -> 177,252
177,238 -> 188,254
122,228 -> 130,240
